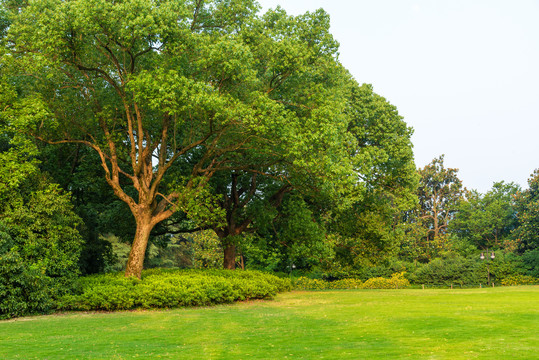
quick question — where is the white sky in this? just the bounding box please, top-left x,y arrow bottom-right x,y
256,0 -> 539,193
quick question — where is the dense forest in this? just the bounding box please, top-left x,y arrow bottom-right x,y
1,0 -> 537,318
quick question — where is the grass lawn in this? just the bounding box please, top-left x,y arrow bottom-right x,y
1,286 -> 538,359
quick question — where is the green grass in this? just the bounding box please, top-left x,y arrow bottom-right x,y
1,286 -> 538,359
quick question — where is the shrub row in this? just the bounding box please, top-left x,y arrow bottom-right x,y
59,269 -> 292,311
501,275 -> 539,286
294,272 -> 410,290
293,277 -> 358,290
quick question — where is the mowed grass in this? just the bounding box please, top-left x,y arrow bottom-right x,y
1,286 -> 538,359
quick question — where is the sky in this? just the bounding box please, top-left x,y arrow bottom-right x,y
256,0 -> 539,193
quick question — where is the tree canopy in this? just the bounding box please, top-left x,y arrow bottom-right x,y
450,181 -> 520,251
4,0 -> 356,277
400,155 -> 464,262
2,0 -> 539,320
514,170 -> 539,252
1,75 -> 83,318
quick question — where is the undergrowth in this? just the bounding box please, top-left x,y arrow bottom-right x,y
59,269 -> 292,311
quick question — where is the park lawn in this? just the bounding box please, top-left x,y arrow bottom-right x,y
1,286 -> 538,359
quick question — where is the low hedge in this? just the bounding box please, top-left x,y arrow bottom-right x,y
501,275 -> 539,286
361,272 -> 410,289
294,272 -> 410,290
58,269 -> 292,311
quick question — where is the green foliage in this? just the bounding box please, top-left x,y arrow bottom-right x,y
293,272 -> 409,290
405,254 -> 526,287
521,248 -> 539,278
142,231 -> 224,270
0,175 -> 83,319
330,209 -> 403,269
0,73 -> 83,319
0,5 -> 9,39
361,272 -> 410,289
312,264 -> 399,282
501,275 -> 539,286
329,278 -> 365,289
238,233 -> 283,272
0,230 -> 53,319
346,83 -> 417,207
514,169 -> 539,252
59,269 -> 292,311
3,182 -> 83,277
99,234 -> 131,272
450,182 -> 520,250
488,254 -> 527,282
5,0 -> 360,276
408,256 -> 482,286
327,83 -> 418,271
402,156 -> 464,262
293,277 -> 333,290
276,195 -> 331,268
190,231 -> 224,269
245,194 -> 332,272
102,230 -> 226,271
38,144 -> 128,275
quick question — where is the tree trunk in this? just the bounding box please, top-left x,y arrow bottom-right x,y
223,243 -> 236,270
125,217 -> 153,278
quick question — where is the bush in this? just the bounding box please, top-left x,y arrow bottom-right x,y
0,250 -> 54,319
331,278 -> 365,289
58,269 -> 292,311
293,273 -> 408,290
521,249 -> 539,278
408,256 -> 483,286
402,254 -> 533,286
294,277 -> 331,290
501,275 -> 539,286
361,272 -> 410,289
488,255 -> 526,283
0,180 -> 83,319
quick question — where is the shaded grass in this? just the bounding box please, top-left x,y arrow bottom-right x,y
1,286 -> 538,359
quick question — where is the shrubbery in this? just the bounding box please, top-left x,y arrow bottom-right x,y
361,272 -> 410,289
297,255 -> 537,288
521,249 -> 539,278
0,249 -> 54,318
402,255 -> 532,286
0,179 -> 83,320
294,277 -> 337,290
501,275 -> 539,286
293,272 -> 409,290
59,269 -> 292,311
407,256 -> 483,286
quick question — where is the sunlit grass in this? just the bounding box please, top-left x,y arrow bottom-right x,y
1,286 -> 538,359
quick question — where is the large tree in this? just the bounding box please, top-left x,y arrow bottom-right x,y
187,81 -> 419,270
210,170 -> 292,269
403,155 -> 464,261
514,170 -> 539,252
1,76 -> 83,319
450,181 -> 520,251
4,0 -> 354,277
329,83 -> 418,269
